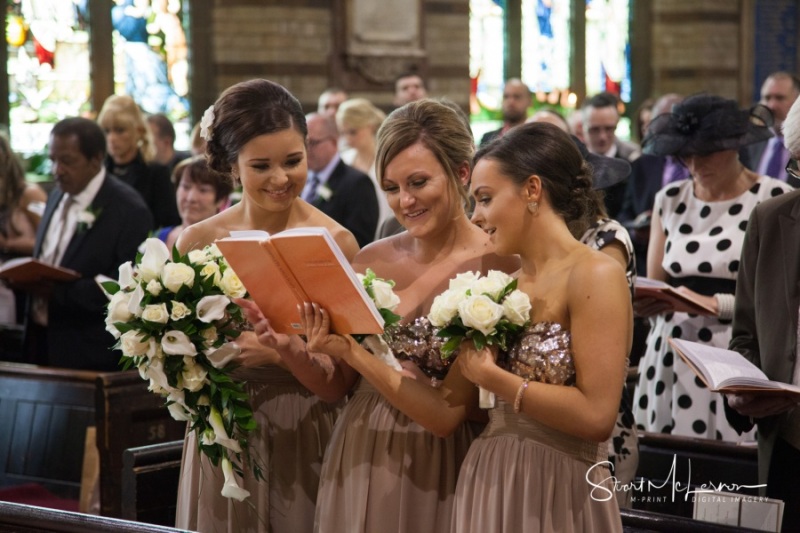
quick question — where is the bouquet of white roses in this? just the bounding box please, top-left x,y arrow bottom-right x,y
428,270 -> 531,407
355,268 -> 403,370
102,238 -> 258,501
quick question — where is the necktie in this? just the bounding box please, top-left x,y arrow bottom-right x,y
764,137 -> 786,180
32,196 -> 74,326
305,173 -> 320,203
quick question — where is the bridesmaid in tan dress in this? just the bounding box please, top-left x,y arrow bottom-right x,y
241,100 -> 518,533
452,122 -> 631,532
173,79 -> 359,533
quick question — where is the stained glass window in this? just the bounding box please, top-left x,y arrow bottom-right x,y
6,0 -> 91,155
585,0 -> 630,103
470,0 -> 505,137
521,0 -> 572,109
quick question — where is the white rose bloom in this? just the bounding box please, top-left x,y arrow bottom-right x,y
162,330 -> 197,356
142,303 -> 169,324
161,263 -> 196,293
205,244 -> 223,259
107,290 -> 133,323
221,457 -> 250,501
181,356 -> 208,392
187,249 -> 210,265
120,330 -> 149,357
105,318 -> 121,339
472,275 -> 507,301
200,326 -> 218,347
197,295 -> 229,323
371,279 -> 400,311
487,270 -> 514,288
458,294 -> 504,336
502,289 -> 532,326
428,289 -> 463,327
199,261 -> 221,284
219,268 -> 246,298
205,343 -> 240,369
117,261 -> 136,290
127,283 -> 145,317
448,271 -> 480,292
170,301 -> 192,321
146,279 -> 163,296
139,238 -> 170,282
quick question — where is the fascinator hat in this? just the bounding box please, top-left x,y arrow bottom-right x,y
642,93 -> 773,158
571,135 -> 631,190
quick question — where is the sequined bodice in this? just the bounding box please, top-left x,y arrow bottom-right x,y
503,322 -> 575,386
382,317 -> 453,380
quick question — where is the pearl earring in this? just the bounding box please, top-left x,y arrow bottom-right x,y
527,201 -> 538,215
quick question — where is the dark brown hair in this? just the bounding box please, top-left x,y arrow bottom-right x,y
205,79 -> 306,175
172,155 -> 233,202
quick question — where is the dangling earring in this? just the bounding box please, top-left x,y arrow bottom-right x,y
527,201 -> 538,215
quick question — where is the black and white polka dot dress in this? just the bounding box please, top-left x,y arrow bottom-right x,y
633,176 -> 791,441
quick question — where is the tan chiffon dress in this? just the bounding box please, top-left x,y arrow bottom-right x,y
451,322 -> 623,533
175,367 -> 342,533
314,318 -> 480,533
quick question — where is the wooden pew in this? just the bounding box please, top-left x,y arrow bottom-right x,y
633,431 -> 759,518
620,508 -> 764,532
121,441 -> 184,526
0,501 -> 189,533
95,373 -> 186,518
0,363 -> 185,517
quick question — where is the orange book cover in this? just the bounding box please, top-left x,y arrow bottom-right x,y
0,257 -> 80,284
216,228 -> 384,335
634,277 -> 716,316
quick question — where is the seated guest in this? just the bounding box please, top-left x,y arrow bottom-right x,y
156,156 -> 232,250
479,78 -> 531,147
22,117 -> 153,370
393,71 -> 428,108
146,112 -> 191,174
97,95 -> 181,228
526,108 -> 569,131
0,135 -> 47,323
317,87 -> 348,118
726,95 -> 800,533
303,113 -> 379,247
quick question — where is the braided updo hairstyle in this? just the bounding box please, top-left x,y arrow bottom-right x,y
204,79 -> 307,176
474,122 -> 601,237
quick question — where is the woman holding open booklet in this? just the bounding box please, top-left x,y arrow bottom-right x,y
173,79 -> 360,533
631,94 -> 792,442
240,100 -> 518,532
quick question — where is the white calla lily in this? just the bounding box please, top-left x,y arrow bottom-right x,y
117,261 -> 136,289
205,343 -> 241,369
208,406 -> 242,453
220,457 -> 250,501
196,295 -> 230,323
161,330 -> 197,356
139,238 -> 170,282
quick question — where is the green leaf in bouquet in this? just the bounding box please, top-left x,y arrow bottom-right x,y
101,281 -> 120,295
472,333 -> 487,351
379,308 -> 402,328
437,323 -> 468,338
171,244 -> 182,262
239,417 -> 257,431
441,335 -> 463,359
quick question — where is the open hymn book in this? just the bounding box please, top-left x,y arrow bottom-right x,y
670,338 -> 800,397
635,277 -> 716,315
215,227 -> 384,335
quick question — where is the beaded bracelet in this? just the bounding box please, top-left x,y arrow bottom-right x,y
513,378 -> 530,414
715,293 -> 735,320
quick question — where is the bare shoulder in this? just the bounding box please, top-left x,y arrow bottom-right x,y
176,210 -> 234,253
22,183 -> 47,204
352,234 -> 405,272
568,248 -> 627,296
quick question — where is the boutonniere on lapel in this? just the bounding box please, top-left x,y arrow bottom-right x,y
76,206 -> 101,233
316,184 -> 333,202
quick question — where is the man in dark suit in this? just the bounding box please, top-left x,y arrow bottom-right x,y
726,95 -> 800,532
23,117 -> 153,371
303,113 -> 378,247
741,71 -> 800,186
583,92 -> 641,219
479,79 -> 531,147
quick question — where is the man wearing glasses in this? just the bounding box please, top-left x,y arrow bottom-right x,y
303,113 -> 379,248
726,96 -> 800,532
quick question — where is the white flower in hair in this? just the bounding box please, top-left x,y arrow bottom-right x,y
200,105 -> 215,141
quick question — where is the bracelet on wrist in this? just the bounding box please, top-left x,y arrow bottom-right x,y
513,378 -> 530,414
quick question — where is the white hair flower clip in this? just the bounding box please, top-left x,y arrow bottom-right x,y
200,105 -> 215,141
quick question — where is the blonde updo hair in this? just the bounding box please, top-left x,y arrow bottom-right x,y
375,99 -> 474,209
336,98 -> 386,133
97,95 -> 156,162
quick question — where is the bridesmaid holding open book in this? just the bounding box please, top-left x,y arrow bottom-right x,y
240,99 -> 518,532
173,79 -> 359,533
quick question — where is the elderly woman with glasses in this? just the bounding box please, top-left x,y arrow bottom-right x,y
632,94 -> 793,442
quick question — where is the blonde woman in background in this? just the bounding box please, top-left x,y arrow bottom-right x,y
336,98 -> 392,230
97,94 -> 181,227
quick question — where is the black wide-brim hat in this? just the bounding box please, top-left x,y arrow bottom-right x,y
642,93 -> 774,158
571,135 -> 631,190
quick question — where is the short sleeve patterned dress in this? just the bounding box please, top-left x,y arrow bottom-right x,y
633,176 -> 791,440
313,317 -> 480,533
